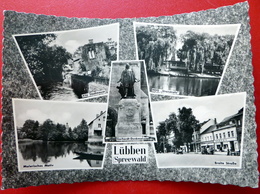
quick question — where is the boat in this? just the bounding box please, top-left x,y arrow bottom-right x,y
188,73 -> 221,79
73,151 -> 103,160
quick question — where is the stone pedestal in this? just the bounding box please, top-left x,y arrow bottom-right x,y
115,98 -> 142,138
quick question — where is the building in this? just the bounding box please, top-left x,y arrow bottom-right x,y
213,108 -> 243,154
200,122 -> 217,151
69,39 -> 117,78
191,128 -> 200,153
88,111 -> 106,143
105,38 -> 117,50
191,108 -> 243,155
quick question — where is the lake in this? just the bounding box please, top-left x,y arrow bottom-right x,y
17,141 -> 105,171
148,74 -> 220,96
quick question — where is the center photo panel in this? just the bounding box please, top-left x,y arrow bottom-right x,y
104,60 -> 156,143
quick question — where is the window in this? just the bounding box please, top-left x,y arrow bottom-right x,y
231,131 -> 234,137
88,49 -> 95,59
103,116 -> 106,121
98,123 -> 101,128
216,134 -> 218,139
228,132 -> 230,137
238,119 -> 241,126
223,132 -> 225,138
219,133 -> 222,139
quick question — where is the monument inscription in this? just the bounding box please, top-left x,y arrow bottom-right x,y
115,98 -> 143,137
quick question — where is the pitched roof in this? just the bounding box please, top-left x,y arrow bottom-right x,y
88,111 -> 106,126
218,108 -> 243,125
200,124 -> 217,135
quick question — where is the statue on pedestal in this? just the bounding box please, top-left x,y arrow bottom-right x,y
117,64 -> 138,98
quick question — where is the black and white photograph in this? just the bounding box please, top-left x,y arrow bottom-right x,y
152,92 -> 246,168
134,22 -> 240,97
13,23 -> 119,101
104,60 -> 156,142
13,99 -> 107,171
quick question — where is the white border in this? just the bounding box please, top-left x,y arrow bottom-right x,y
133,22 -> 241,98
151,92 -> 246,169
104,60 -> 157,143
12,23 -> 120,101
12,98 -> 108,172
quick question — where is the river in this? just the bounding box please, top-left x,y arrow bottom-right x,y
148,74 -> 220,96
43,78 -> 109,101
17,141 -> 105,171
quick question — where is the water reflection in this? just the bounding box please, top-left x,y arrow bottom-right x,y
18,141 -> 105,168
148,75 -> 220,96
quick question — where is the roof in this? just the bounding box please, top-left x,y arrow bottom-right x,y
88,111 -> 106,126
200,124 -> 217,135
200,118 -> 216,134
218,108 -> 243,125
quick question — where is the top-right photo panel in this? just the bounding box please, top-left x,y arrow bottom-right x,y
134,22 -> 240,97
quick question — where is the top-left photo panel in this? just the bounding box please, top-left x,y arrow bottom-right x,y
13,23 -> 120,101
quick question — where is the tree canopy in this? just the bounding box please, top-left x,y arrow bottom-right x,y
17,118 -> 89,142
136,25 -> 177,71
136,26 -> 234,75
177,31 -> 234,74
155,107 -> 200,153
15,34 -> 72,87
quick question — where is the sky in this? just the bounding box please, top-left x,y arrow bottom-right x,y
48,23 -> 119,54
13,99 -> 107,129
151,92 -> 246,128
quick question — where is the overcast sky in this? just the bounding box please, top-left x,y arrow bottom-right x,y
48,23 -> 119,54
13,99 -> 107,129
151,92 -> 246,128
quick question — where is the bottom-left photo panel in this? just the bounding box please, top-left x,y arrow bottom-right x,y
12,99 -> 107,171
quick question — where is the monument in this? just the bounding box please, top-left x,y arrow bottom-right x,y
105,61 -> 155,142
115,63 -> 143,139
115,98 -> 143,138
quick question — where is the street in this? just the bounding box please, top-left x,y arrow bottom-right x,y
156,152 -> 241,168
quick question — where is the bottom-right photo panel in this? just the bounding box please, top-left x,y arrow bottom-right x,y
152,92 -> 246,168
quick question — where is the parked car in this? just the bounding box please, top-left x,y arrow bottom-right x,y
201,147 -> 214,155
176,148 -> 183,154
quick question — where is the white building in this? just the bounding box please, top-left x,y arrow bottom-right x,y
88,111 -> 106,142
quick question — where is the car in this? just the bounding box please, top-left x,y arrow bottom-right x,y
176,148 -> 183,154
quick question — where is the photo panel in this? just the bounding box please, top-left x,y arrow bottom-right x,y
152,92 -> 246,168
104,60 -> 156,143
134,22 -> 240,98
13,23 -> 119,101
12,99 -> 108,171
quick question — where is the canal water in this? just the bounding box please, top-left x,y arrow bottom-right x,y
43,78 -> 109,101
17,141 -> 105,171
46,85 -> 78,101
148,74 -> 220,96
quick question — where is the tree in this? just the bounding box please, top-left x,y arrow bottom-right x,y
156,121 -> 167,153
166,113 -> 182,148
74,119 -> 88,141
39,119 -> 56,141
105,107 -> 118,137
178,107 -> 199,152
177,31 -> 234,73
15,34 -> 72,93
20,119 -> 39,139
136,25 -> 177,71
